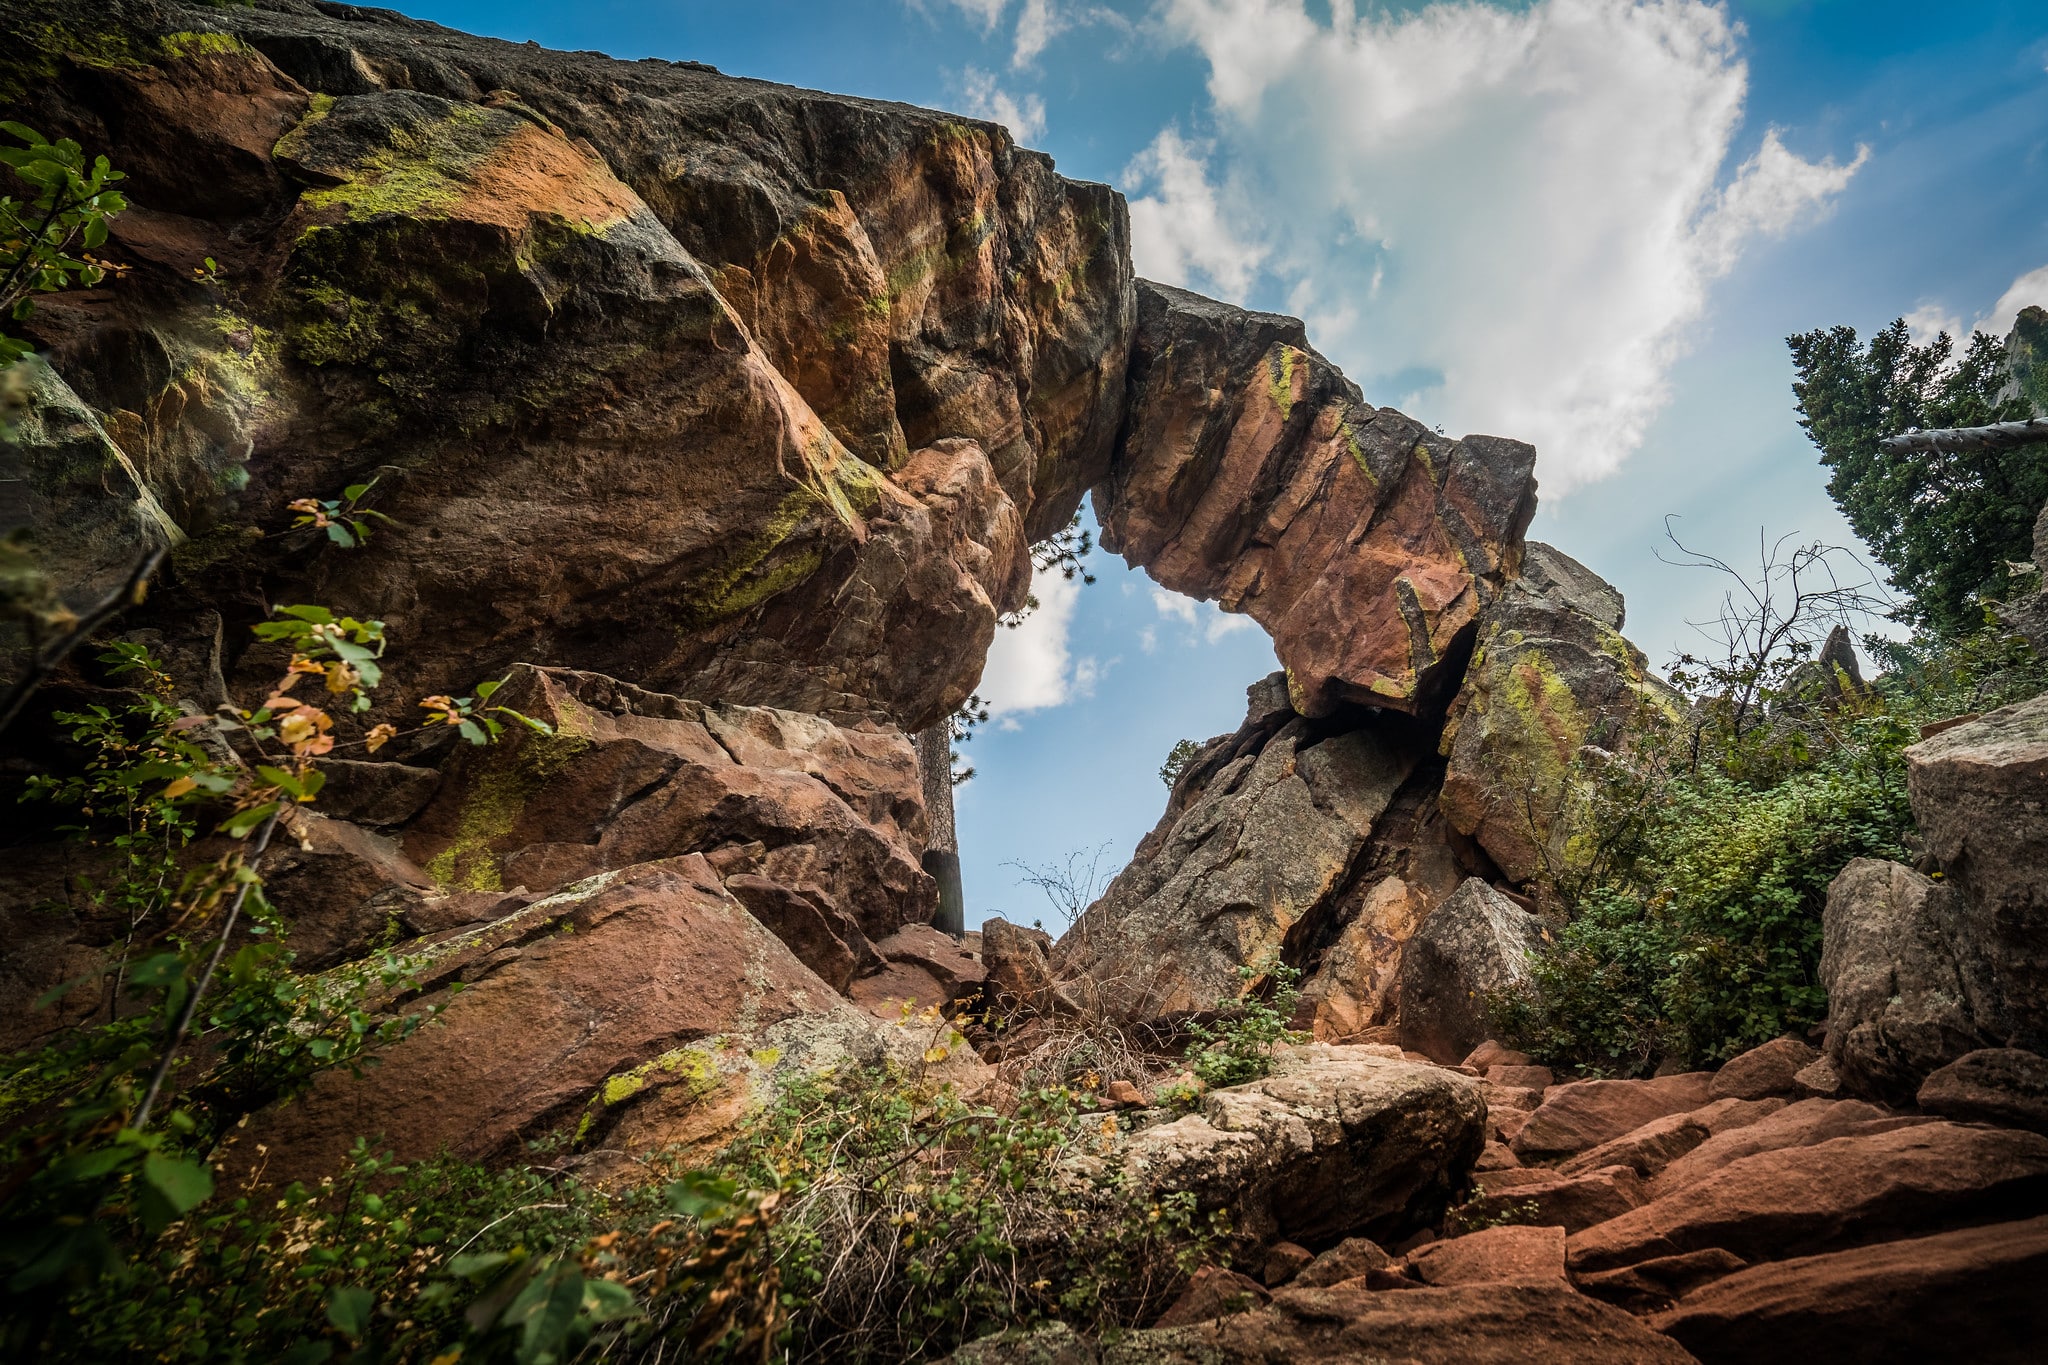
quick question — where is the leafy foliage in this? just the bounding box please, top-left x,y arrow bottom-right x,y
1158,737 -> 1200,788
1183,961 -> 1307,1089
0,121 -> 127,366
1497,623 -> 2047,1074
1788,319 -> 2046,635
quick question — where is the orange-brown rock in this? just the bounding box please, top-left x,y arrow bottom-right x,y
1455,1164 -> 1648,1235
1708,1037 -> 1818,1101
219,855 -> 900,1186
1567,1121 -> 2048,1275
1556,1099 -> 1785,1182
402,665 -> 934,987
1404,1225 -> 1567,1286
1512,1073 -> 1717,1161
1096,283 -> 1538,719
1151,1266 -> 1271,1329
1650,1215 -> 2048,1364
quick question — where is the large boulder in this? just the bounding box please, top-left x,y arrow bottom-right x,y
1118,1044 -> 1486,1247
6,0 -> 1117,732
1652,1215 -> 2048,1365
218,854 -> 905,1186
402,665 -> 934,987
1566,1121 -> 2048,1275
1819,859 -> 2004,1105
1056,677 -> 1422,1020
1437,543 -> 1679,884
1096,281 -> 1538,718
1394,877 -> 1548,1063
1512,1072 -> 1716,1161
1904,693 -> 2048,1051
1916,1048 -> 2048,1134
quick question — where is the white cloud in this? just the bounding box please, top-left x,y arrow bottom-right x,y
1142,0 -> 1868,492
979,568 -> 1087,717
959,65 -> 1047,141
1973,263 -> 2048,340
1124,128 -> 1266,302
919,0 -> 1010,32
1902,301 -> 1963,347
1150,586 -> 1258,643
1013,0 -> 1061,66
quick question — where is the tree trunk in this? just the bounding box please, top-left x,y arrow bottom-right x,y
1877,418 -> 2048,454
914,724 -> 965,937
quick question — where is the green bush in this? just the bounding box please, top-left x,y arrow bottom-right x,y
1183,961 -> 1307,1089
1498,624 -> 2045,1074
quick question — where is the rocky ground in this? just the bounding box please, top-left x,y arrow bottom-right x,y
3,2 -> 2045,1359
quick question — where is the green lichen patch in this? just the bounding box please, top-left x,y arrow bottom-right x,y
1267,345 -> 1300,419
425,702 -> 594,892
157,30 -> 250,61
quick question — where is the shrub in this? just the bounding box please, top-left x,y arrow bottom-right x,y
1183,961 -> 1308,1089
1499,623 -> 2046,1074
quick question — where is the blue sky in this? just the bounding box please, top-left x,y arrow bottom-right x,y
392,0 -> 2048,929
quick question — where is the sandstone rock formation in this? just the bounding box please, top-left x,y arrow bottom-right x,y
1394,877 -> 1548,1063
1096,282 -> 1538,718
1437,543 -> 1679,883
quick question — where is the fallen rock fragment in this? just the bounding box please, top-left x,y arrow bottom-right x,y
1152,1265 -> 1271,1329
1455,1163 -> 1646,1235
1292,1236 -> 1394,1288
1396,878 -> 1548,1064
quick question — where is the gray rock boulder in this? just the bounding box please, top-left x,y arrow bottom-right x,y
1395,878 -> 1549,1063
1905,693 -> 2048,1051
1118,1044 -> 1486,1247
1056,677 -> 1421,1020
1819,858 -> 2005,1105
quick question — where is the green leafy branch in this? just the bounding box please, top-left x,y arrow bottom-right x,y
0,121 -> 128,366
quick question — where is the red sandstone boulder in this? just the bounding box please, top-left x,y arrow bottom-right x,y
1293,1236 -> 1394,1288
1404,1225 -> 1566,1286
1646,1099 -> 1922,1198
1567,1121 -> 2048,1275
1455,1164 -> 1647,1235
1557,1099 -> 1785,1181
404,666 -> 935,987
1652,1215 -> 2048,1364
1708,1037 -> 1817,1101
848,924 -> 987,1017
219,855 -> 900,1186
1152,1266 -> 1271,1328
1916,1047 -> 2048,1135
1574,1248 -> 1750,1314
1512,1072 -> 1716,1161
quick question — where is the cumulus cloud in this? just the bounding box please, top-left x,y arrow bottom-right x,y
1013,0 -> 1061,66
1139,0 -> 1868,492
958,65 -> 1047,140
1974,263 -> 2048,339
921,0 -> 1010,32
1124,128 -> 1267,302
978,569 -> 1096,719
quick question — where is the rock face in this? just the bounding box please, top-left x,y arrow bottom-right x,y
1394,877 -> 1548,1063
1056,674 -> 1427,1019
1916,1048 -> 2048,1134
403,665 -> 935,989
1118,1045 -> 1486,1247
1819,860 -> 2004,1105
1902,693 -> 2048,1049
220,855 -> 907,1186
1096,283 -> 1538,719
1437,542 -> 1675,883
6,0 -> 1109,731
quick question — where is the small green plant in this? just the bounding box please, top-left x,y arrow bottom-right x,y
1158,737 -> 1200,788
1183,960 -> 1308,1089
0,121 -> 128,365
287,475 -> 396,549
